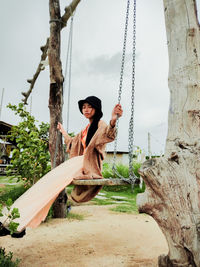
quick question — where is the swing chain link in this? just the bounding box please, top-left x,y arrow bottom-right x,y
112,0 -> 137,186
112,0 -> 130,179
128,0 -> 137,185
63,13 -> 74,132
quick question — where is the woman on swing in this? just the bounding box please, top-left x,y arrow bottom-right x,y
0,96 -> 123,237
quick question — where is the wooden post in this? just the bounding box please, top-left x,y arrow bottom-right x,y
48,0 -> 82,218
48,0 -> 66,218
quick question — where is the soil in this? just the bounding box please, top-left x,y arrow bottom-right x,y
0,205 -> 168,267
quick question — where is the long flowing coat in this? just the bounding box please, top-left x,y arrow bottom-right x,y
64,120 -> 116,202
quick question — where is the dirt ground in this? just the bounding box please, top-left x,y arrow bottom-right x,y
1,205 -> 168,267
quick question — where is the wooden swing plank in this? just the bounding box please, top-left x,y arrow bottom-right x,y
71,178 -> 130,186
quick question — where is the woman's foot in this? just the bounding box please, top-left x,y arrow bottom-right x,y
0,223 -> 10,236
0,223 -> 26,238
11,229 -> 26,238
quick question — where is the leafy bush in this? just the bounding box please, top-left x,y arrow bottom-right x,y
0,247 -> 20,267
102,163 -> 113,178
102,161 -> 145,193
102,161 -> 141,179
6,103 -> 51,186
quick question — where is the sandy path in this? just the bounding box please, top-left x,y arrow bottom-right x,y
0,205 -> 168,267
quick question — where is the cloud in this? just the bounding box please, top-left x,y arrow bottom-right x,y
86,53 -> 121,76
72,52 -> 135,78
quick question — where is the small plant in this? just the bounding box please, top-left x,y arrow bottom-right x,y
6,103 -> 51,186
0,198 -> 20,234
0,247 -> 20,267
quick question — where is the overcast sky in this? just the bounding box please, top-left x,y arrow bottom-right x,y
1,0 -> 195,156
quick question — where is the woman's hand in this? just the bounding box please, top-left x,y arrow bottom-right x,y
57,122 -> 68,137
110,104 -> 123,127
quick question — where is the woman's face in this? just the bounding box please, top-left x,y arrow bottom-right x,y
82,102 -> 96,120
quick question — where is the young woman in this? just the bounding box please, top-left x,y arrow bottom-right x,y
0,96 -> 122,237
57,96 -> 123,202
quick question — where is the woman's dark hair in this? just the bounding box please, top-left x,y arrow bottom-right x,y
78,96 -> 103,146
86,110 -> 102,147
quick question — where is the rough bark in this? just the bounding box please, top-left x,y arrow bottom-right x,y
48,0 -> 66,218
137,1 -> 200,266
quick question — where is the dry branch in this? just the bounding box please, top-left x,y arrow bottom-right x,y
22,38 -> 49,104
21,0 -> 81,104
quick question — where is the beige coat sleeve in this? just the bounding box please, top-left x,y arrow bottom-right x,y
94,121 -> 116,147
63,134 -> 73,153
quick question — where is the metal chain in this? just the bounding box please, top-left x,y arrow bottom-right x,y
112,0 -> 130,176
66,16 -> 74,132
113,0 -> 137,185
128,0 -> 137,185
63,14 -> 74,132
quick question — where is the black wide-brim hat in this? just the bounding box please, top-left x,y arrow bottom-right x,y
78,96 -> 103,118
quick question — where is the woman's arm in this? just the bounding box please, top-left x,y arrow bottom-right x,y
94,104 -> 123,145
110,104 -> 123,127
57,122 -> 72,143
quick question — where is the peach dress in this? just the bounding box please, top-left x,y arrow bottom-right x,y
0,155 -> 84,232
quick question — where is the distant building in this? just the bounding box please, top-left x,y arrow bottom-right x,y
0,121 -> 12,136
104,148 -> 146,165
104,150 -> 129,165
0,121 -> 15,164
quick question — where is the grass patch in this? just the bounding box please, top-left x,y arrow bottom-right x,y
90,184 -> 145,214
91,198 -> 115,206
91,185 -> 140,214
0,175 -> 28,202
0,185 -> 28,203
110,204 -> 137,214
66,212 -> 85,221
0,176 -> 19,184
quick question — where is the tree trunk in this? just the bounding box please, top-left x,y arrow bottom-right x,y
137,1 -> 200,266
48,0 -> 66,218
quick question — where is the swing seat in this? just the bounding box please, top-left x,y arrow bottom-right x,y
71,178 -> 132,186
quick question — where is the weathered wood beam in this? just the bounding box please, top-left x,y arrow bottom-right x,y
71,178 -> 132,186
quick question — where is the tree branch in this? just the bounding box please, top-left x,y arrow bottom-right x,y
21,0 -> 81,105
22,38 -> 49,104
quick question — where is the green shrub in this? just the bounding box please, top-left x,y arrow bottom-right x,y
0,185 -> 28,203
116,164 -> 129,178
0,247 -> 20,267
6,103 -> 51,186
102,161 -> 141,179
